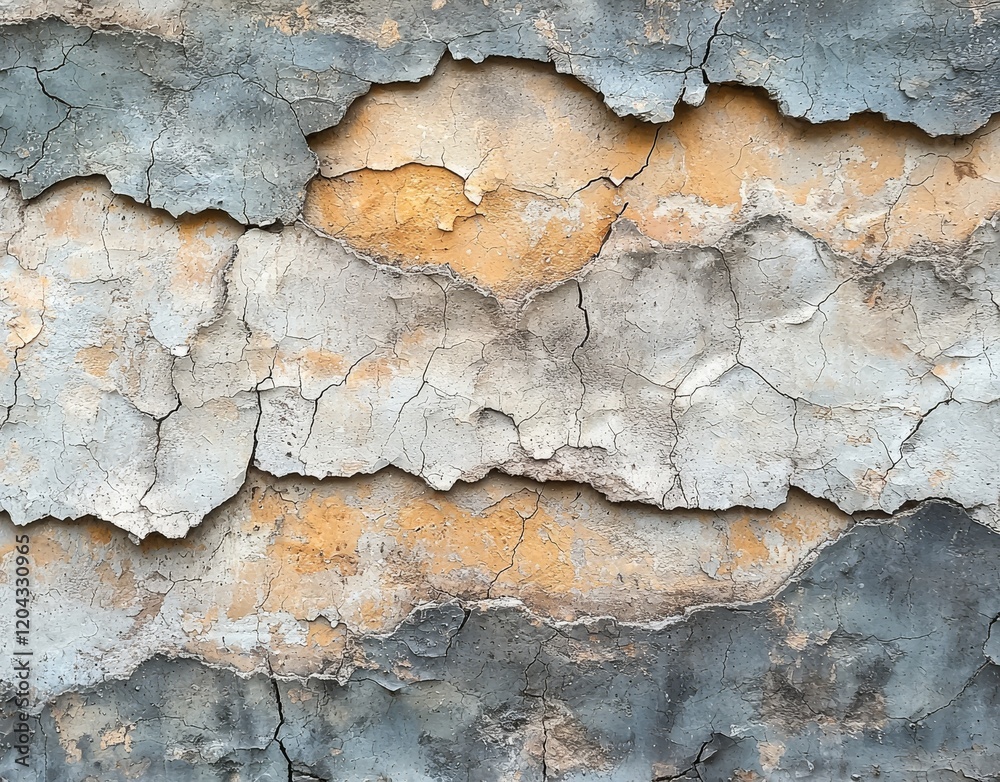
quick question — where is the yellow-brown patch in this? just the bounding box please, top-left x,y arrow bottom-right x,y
274,492 -> 365,576
75,344 -> 115,379
305,164 -> 620,297
310,67 -> 1000,290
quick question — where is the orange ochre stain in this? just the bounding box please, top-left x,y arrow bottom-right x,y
305,65 -> 1000,296
304,165 -> 621,297
219,475 -> 852,633
3,471 -> 851,675
273,491 -> 365,576
75,344 -> 115,378
617,87 -> 1000,257
174,211 -> 241,288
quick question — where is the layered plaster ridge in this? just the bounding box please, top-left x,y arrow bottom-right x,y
2,499 -> 1000,779
5,159 -> 1000,536
6,61 -> 1000,536
0,467 -> 859,701
2,0 -> 1000,222
2,12 -> 1000,778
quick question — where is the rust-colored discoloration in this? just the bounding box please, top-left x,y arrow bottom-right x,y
75,344 -> 115,378
99,724 -> 134,752
305,164 -> 621,297
264,0 -> 315,35
305,57 -> 655,297
85,519 -> 115,546
310,57 -> 657,202
711,495 -> 827,576
0,469 -> 853,678
624,87 -> 1000,259
391,491 -> 528,589
50,694 -> 86,763
308,72 -> 1000,296
174,211 -> 240,289
492,488 -> 849,621
273,492 -> 365,576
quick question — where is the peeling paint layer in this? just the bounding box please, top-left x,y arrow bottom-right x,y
0,470 -> 851,699
310,64 -> 1000,289
3,501 -> 997,780
2,11 -> 1000,778
305,163 -> 624,298
2,3 -> 1000,221
6,174 -> 1000,534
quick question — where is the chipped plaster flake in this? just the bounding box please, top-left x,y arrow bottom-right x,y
310,56 -> 659,203
6,174 -> 1000,533
0,180 -> 241,534
2,3 -> 1000,221
706,0 -> 1000,134
303,165 -> 626,299
1,7 -> 1000,780
171,210 -> 1000,525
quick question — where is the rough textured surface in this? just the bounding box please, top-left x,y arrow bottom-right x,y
310,64 -> 1000,285
3,502 -> 998,780
2,2 -> 1000,221
7,171 -> 1000,535
3,7 -> 1000,780
0,472 -> 851,700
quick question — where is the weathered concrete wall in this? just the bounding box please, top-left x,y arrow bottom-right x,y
4,502 -> 999,780
0,471 -> 853,694
1,3 -> 1000,780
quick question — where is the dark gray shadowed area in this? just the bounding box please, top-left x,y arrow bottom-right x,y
2,501 -> 998,780
2,0 -> 1000,223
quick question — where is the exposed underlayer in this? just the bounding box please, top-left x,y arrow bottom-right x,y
0,469 -> 855,699
2,1 -> 1000,222
4,162 -> 1000,536
3,5 -> 1000,781
2,500 -> 998,780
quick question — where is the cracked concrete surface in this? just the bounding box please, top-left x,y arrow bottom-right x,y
2,1 -> 1000,222
5,171 -> 1000,534
3,8 -> 1000,780
3,501 -> 999,780
0,471 -> 852,700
